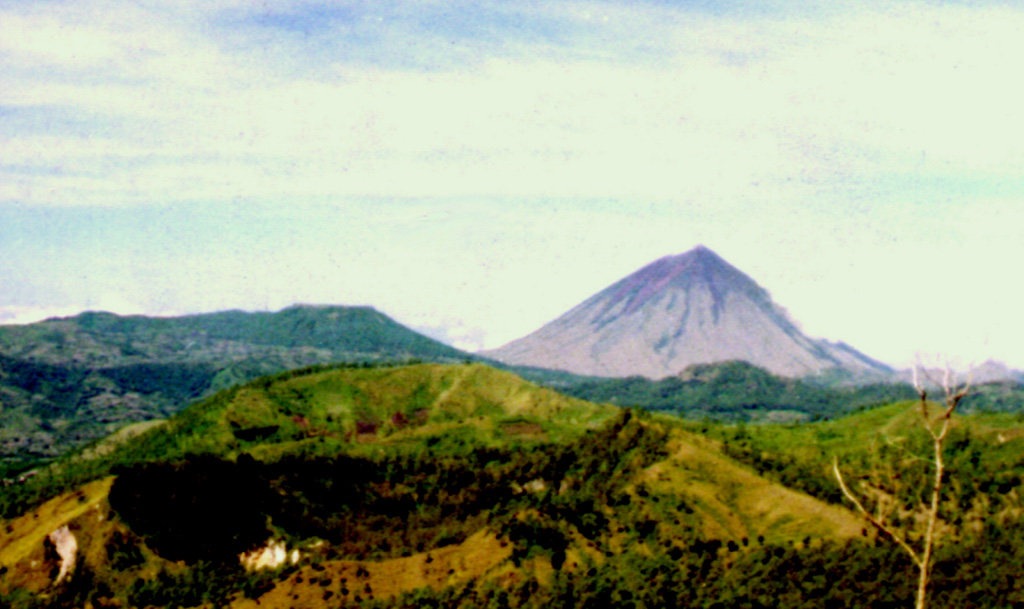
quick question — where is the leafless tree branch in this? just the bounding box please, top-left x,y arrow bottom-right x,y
836,359 -> 972,609
833,457 -> 923,567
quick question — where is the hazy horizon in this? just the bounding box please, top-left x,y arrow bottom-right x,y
3,1 -> 1023,369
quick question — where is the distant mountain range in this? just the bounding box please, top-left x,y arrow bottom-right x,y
483,246 -> 892,379
3,250 -> 1022,468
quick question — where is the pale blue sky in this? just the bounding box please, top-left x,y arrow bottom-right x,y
2,0 -> 1023,369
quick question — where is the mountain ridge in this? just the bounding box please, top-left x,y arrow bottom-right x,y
4,304 -> 467,364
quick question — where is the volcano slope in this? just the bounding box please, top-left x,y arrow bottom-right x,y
2,363 -> 1024,608
483,246 -> 891,379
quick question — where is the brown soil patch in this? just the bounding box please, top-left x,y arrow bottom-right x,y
500,421 -> 545,438
231,529 -> 510,608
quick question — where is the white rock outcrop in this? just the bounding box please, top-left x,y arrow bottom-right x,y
239,540 -> 300,570
47,525 -> 78,584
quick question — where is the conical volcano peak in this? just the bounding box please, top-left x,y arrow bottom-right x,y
628,246 -> 745,286
645,244 -> 720,271
685,243 -> 717,260
684,245 -> 738,275
601,246 -> 761,318
482,248 -> 890,379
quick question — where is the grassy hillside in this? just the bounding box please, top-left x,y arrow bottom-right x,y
0,306 -> 480,469
0,362 -> 915,609
695,398 -> 1024,526
0,305 -> 608,472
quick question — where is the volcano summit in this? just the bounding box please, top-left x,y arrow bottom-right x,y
482,246 -> 888,379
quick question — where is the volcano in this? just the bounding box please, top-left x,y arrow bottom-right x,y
481,246 -> 889,379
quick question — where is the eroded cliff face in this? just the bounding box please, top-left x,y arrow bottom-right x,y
0,478 -> 114,595
483,246 -> 889,379
45,525 -> 78,585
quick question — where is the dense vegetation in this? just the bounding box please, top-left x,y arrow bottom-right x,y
562,360 -> 917,422
370,518 -> 1024,609
695,401 -> 1024,513
106,408 -> 664,561
0,306 -> 601,472
0,306 -> 478,468
7,305 -> 1022,479
0,362 -> 615,520
0,307 -> 470,364
3,363 -> 1024,608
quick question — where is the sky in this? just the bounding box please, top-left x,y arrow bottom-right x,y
2,0 -> 1023,370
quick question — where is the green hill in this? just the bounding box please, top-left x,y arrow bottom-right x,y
697,396 -> 1024,515
0,305 -> 476,470
562,360 -> 917,423
2,307 -> 961,478
0,306 -> 470,365
0,362 -> 894,609
3,363 -> 1024,609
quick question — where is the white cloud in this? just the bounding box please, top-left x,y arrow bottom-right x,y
6,1 -> 1024,207
0,13 -> 122,68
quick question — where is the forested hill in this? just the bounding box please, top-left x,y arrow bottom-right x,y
3,362 -> 1024,608
561,360 -> 918,422
0,363 -> 864,607
558,360 -> 1024,423
0,305 -> 474,467
0,305 -> 469,365
3,306 -> 1020,474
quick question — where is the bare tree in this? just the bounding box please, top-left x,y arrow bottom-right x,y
833,363 -> 971,609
